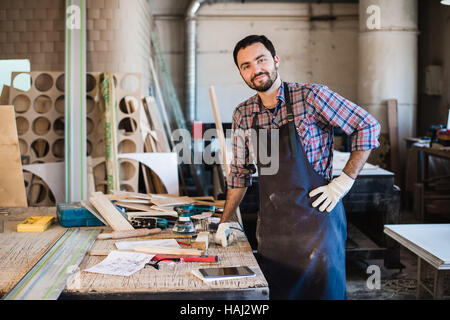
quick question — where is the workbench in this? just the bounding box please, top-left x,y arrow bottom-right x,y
384,224 -> 450,299
0,207 -> 269,300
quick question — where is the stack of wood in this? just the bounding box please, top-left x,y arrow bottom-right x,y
87,190 -> 225,232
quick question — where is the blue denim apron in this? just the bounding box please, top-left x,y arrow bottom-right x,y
253,82 -> 347,300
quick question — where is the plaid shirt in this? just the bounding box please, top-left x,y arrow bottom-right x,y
227,81 -> 381,189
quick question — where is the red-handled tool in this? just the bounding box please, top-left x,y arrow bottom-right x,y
152,254 -> 218,263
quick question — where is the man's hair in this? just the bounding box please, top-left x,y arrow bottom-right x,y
233,35 -> 276,68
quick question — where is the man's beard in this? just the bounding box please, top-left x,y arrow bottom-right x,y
246,68 -> 278,92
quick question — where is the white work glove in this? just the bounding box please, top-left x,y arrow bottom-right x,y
308,172 -> 355,213
215,222 -> 233,247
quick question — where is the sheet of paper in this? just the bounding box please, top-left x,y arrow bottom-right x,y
83,250 -> 154,276
114,238 -> 181,251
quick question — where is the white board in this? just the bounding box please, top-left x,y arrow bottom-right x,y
384,224 -> 450,270
22,162 -> 65,203
118,153 -> 178,195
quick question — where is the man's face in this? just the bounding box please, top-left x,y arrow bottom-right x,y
236,42 -> 279,92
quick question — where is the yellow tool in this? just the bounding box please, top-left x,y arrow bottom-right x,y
17,216 -> 54,232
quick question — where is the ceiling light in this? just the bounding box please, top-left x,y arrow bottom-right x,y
441,0 -> 450,5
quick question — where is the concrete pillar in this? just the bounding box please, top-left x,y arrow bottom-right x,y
358,0 -> 418,167
86,0 -> 153,96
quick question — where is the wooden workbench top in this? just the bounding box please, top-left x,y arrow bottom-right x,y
0,207 -> 268,299
0,206 -> 268,299
0,207 -> 66,295
64,225 -> 269,298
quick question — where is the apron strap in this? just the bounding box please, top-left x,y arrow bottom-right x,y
284,82 -> 299,158
251,82 -> 299,158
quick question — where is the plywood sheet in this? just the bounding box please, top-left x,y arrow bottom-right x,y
22,162 -> 65,203
0,105 -> 27,207
89,192 -> 134,231
119,153 -> 179,195
384,224 -> 450,269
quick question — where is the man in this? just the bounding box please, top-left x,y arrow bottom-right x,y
215,35 -> 380,300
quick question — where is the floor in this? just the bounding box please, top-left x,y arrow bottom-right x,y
346,247 -> 419,299
346,209 -> 449,300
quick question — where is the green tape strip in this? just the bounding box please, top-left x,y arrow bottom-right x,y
80,0 -> 85,200
65,0 -> 72,202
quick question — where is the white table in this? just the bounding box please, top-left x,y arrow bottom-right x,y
384,224 -> 450,299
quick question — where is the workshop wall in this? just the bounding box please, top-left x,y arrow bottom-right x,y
0,0 -> 153,95
152,1 -> 359,123
418,0 -> 450,136
0,0 -> 66,71
86,0 -> 153,96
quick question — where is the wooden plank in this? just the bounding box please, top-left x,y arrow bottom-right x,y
149,59 -> 173,149
89,192 -> 134,231
387,99 -> 400,186
99,73 -> 120,193
149,194 -> 194,207
209,86 -> 230,178
107,191 -> 152,201
142,96 -> 170,152
123,96 -> 156,194
115,202 -> 153,212
97,228 -> 161,240
134,246 -> 203,256
192,196 -> 215,201
86,156 -> 95,196
0,106 -> 27,207
0,85 -> 10,105
115,198 -> 151,204
126,210 -> 177,218
193,199 -> 226,208
141,165 -> 154,194
208,86 -> 243,225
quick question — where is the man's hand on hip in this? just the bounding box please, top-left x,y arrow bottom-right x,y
308,172 -> 355,213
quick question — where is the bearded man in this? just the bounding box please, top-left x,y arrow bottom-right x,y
215,35 -> 381,300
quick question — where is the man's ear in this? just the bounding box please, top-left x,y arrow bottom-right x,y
274,55 -> 280,68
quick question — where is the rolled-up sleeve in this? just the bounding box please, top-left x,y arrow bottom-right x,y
227,108 -> 255,189
308,84 -> 381,151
